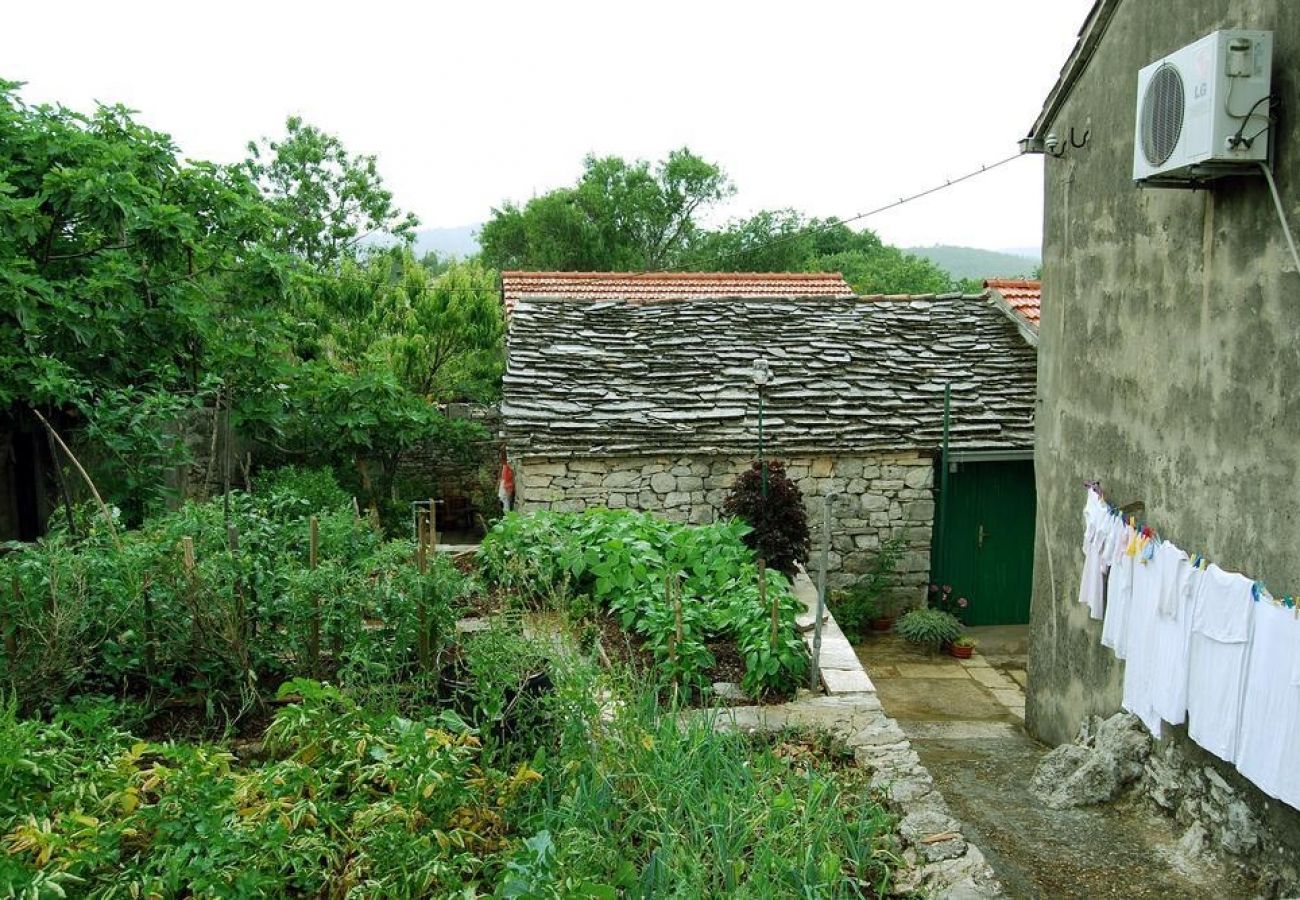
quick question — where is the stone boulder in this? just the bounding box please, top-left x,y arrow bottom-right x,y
1031,711 -> 1153,809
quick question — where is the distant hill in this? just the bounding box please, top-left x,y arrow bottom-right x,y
412,224 -> 481,259
904,245 -> 1039,282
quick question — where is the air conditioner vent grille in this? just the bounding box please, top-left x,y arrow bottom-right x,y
1141,63 -> 1185,166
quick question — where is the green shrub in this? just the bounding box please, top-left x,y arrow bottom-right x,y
478,509 -> 808,696
0,468 -> 471,719
832,533 -> 907,640
894,608 -> 962,648
722,460 -> 811,575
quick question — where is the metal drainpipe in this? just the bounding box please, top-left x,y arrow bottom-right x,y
811,492 -> 835,691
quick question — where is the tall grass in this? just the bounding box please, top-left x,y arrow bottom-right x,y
505,687 -> 900,898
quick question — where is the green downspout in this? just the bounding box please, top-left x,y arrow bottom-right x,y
936,383 -> 952,589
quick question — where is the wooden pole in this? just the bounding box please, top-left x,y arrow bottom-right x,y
142,574 -> 156,675
45,429 -> 77,536
308,516 -> 320,676
30,409 -> 119,549
428,498 -> 438,550
416,511 -> 428,670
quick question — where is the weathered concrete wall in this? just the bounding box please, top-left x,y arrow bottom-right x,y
1029,0 -> 1300,883
514,452 -> 935,598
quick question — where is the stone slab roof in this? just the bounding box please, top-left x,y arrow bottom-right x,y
501,271 -> 854,314
503,294 -> 1037,457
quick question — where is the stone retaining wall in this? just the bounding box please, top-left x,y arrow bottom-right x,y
514,452 -> 935,597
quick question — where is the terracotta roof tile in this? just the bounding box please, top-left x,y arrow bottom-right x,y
984,278 -> 1041,329
501,270 -> 854,313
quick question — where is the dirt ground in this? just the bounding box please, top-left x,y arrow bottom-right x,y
856,630 -> 1255,899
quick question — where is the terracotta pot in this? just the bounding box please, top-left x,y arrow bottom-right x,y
870,616 -> 895,632
948,643 -> 974,659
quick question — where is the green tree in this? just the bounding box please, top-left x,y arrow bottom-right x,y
685,211 -> 955,294
479,148 -> 733,271
0,79 -> 293,520
244,116 -> 419,269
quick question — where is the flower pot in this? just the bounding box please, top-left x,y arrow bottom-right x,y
870,616 -> 896,633
948,644 -> 974,659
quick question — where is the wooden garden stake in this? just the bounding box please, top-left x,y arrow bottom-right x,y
228,524 -> 245,648
32,409 -> 120,549
428,498 -> 438,549
142,574 -> 156,675
308,516 -> 320,676
416,513 -> 429,670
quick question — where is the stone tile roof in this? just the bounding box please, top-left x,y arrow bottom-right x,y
500,271 -> 854,314
503,294 -> 1037,457
985,279 -> 1041,329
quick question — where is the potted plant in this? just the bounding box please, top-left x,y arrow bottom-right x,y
948,635 -> 977,659
894,608 -> 962,652
870,601 -> 898,633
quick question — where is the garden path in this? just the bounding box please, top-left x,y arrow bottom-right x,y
857,633 -> 1253,898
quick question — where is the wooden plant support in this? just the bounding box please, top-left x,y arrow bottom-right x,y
31,408 -> 120,550
308,516 -> 320,676
228,524 -> 245,648
428,498 -> 439,550
142,574 -> 156,675
415,510 -> 429,670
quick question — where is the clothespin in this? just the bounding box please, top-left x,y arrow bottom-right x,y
1251,582 -> 1262,603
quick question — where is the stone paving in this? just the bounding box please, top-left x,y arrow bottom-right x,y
710,577 -> 1002,898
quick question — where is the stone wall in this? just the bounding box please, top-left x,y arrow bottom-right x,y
514,451 -> 935,598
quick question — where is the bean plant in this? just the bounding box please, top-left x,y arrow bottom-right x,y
478,509 -> 809,696
0,467 -> 466,720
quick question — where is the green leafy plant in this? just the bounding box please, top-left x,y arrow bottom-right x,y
833,533 -> 907,641
952,636 -> 976,649
721,460 -> 811,575
478,509 -> 808,696
894,608 -> 962,649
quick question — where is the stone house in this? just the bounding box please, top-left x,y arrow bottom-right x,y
501,272 -> 1038,612
1022,0 -> 1300,878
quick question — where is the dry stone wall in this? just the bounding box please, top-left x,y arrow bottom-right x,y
515,451 -> 935,598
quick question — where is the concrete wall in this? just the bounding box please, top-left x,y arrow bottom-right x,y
514,451 -> 935,598
1029,0 -> 1300,880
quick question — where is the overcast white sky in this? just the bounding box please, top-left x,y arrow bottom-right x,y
4,1 -> 1094,253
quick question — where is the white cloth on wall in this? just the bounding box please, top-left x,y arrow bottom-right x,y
1235,599 -> 1300,803
1122,539 -> 1182,737
1078,492 -> 1114,620
1279,646 -> 1300,808
1101,523 -> 1137,658
1151,548 -> 1196,728
1186,564 -> 1255,762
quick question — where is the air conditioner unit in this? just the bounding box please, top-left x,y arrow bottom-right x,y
1133,29 -> 1273,186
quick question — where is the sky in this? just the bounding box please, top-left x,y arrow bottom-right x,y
4,0 -> 1095,253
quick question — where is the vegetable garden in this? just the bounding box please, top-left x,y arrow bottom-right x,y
0,469 -> 905,896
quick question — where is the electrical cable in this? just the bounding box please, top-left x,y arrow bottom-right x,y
660,151 -> 1026,273
1259,162 -> 1300,277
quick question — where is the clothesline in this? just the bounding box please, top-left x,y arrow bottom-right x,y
1077,484 -> 1300,810
1085,482 -> 1298,614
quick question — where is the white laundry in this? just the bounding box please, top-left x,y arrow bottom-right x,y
1121,537 -> 1166,736
1186,564 -> 1255,762
1151,549 -> 1196,728
1101,522 -> 1138,658
1235,599 -> 1300,802
1077,491 -> 1111,620
1279,638 -> 1300,809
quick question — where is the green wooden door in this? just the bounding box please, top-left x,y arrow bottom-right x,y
933,460 -> 1036,625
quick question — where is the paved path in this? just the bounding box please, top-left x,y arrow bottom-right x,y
857,632 -> 1252,899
